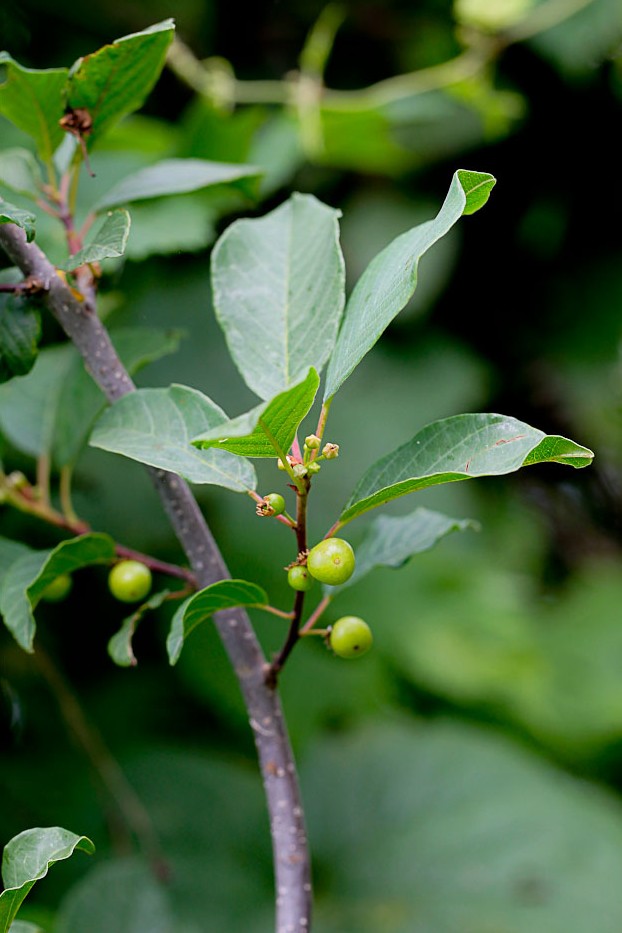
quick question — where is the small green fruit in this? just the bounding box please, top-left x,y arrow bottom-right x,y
257,493 -> 286,517
306,538 -> 355,586
108,560 -> 152,603
287,565 -> 313,592
329,616 -> 373,658
264,493 -> 285,515
40,573 -> 73,603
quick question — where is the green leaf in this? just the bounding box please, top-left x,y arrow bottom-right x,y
340,413 -> 594,525
339,507 -> 477,592
0,148 -> 43,199
305,719 -> 622,932
89,385 -> 257,492
0,345 -> 72,458
0,537 -> 30,585
61,210 -> 130,271
167,580 -> 268,665
0,827 -> 94,933
54,858 -> 175,933
0,54 -> 68,165
108,590 -> 172,668
65,20 -> 175,147
323,169 -> 496,401
53,327 -> 183,467
94,159 -> 262,212
211,192 -> 345,400
0,296 -> 41,382
0,197 -> 35,242
0,533 -> 116,652
121,195 -> 217,260
192,367 -> 319,459
0,329 -> 181,467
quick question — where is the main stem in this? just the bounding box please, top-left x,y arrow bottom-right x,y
0,224 -> 312,933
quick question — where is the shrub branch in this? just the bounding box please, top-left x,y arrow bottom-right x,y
0,223 -> 312,933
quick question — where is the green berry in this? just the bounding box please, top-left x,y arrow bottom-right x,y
265,493 -> 285,514
257,493 -> 286,517
329,616 -> 373,658
108,560 -> 152,603
40,573 -> 73,603
306,538 -> 355,586
287,565 -> 313,592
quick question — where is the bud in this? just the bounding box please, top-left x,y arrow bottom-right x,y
304,434 -> 321,450
322,443 -> 339,460
307,461 -> 321,475
292,463 -> 308,478
277,455 -> 295,472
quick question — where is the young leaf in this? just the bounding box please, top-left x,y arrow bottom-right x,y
0,148 -> 43,198
65,20 -> 175,147
192,367 -> 319,459
108,589 -> 172,668
340,413 -> 594,525
211,192 -> 345,400
0,295 -> 41,382
61,209 -> 131,271
89,385 -> 257,491
167,580 -> 268,665
0,826 -> 94,933
94,159 -> 262,212
0,533 -> 116,652
0,54 -> 68,165
0,197 -> 35,242
336,507 -> 478,592
323,169 -> 496,401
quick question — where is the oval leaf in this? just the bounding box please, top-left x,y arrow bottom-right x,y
211,192 -> 345,400
90,385 -> 257,491
192,367 -> 319,458
323,169 -> 496,401
61,210 -> 131,271
94,159 -> 262,212
338,507 -> 478,592
0,533 -> 116,652
65,20 -> 175,147
340,413 -> 594,525
0,827 -> 94,933
167,580 -> 268,665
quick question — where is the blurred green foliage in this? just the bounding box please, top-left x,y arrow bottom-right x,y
1,0 -> 622,930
